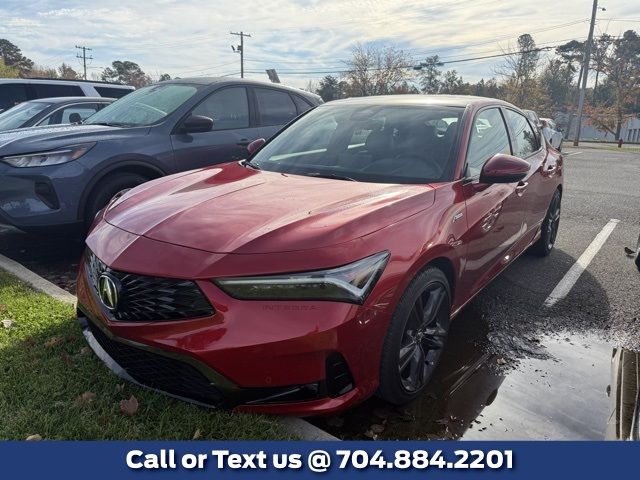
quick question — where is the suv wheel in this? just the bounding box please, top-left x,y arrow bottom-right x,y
84,173 -> 148,227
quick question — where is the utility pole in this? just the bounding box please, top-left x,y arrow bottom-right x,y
573,0 -> 600,146
230,31 -> 251,78
75,45 -> 93,80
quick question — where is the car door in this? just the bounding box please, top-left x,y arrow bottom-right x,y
254,87 -> 299,140
460,107 -> 528,297
502,108 -> 549,240
171,86 -> 261,170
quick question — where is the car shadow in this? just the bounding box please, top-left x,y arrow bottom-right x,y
0,223 -> 84,293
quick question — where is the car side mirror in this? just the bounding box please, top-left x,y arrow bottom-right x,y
479,154 -> 530,184
181,115 -> 213,134
247,138 -> 266,155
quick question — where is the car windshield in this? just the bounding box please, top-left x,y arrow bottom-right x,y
84,83 -> 198,127
0,101 -> 50,131
249,104 -> 464,184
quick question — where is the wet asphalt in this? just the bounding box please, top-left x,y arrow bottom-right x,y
1,147 -> 639,440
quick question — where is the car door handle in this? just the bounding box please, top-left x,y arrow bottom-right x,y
236,139 -> 251,147
515,181 -> 528,196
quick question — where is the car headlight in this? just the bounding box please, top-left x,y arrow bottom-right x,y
1,143 -> 95,168
214,251 -> 390,304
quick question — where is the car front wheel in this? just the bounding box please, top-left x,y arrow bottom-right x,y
377,266 -> 451,405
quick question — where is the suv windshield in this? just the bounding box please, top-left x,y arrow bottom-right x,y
85,83 -> 198,127
0,101 -> 50,131
249,104 -> 464,184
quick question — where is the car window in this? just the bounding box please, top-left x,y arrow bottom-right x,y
85,83 -> 198,127
39,104 -> 100,126
0,83 -> 29,111
249,104 -> 464,184
94,86 -> 132,99
191,87 -> 249,130
504,109 -> 539,158
466,108 -> 511,177
255,88 -> 297,126
0,101 -> 50,130
292,95 -> 313,115
32,84 -> 84,98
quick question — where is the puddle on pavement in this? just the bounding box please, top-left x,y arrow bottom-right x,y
313,304 -> 631,440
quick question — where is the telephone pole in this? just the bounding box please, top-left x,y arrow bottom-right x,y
573,0 -> 600,146
75,45 -> 93,80
230,31 -> 251,78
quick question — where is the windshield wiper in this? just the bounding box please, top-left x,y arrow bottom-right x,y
87,121 -> 131,127
304,172 -> 357,182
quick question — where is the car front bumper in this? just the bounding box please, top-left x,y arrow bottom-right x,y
76,224 -> 394,415
0,161 -> 88,228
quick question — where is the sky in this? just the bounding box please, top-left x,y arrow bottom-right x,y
1,0 -> 640,89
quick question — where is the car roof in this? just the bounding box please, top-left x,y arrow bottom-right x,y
160,77 -> 322,101
321,94 -> 517,109
26,96 -> 115,104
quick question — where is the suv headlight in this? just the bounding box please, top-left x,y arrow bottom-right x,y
1,143 -> 95,168
214,251 -> 390,304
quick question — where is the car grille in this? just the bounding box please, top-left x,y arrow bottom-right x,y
87,319 -> 224,406
85,249 -> 214,322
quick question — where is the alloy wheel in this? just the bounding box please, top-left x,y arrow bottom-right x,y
547,193 -> 561,249
398,283 -> 449,392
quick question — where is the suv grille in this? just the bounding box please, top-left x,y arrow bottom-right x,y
87,319 -> 224,406
85,249 -> 214,322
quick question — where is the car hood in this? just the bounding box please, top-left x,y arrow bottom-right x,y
104,162 -> 436,254
0,123 -> 148,156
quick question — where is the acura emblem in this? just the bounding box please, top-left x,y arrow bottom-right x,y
98,273 -> 120,310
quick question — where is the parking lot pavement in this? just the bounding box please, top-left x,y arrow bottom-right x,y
1,148 -> 639,439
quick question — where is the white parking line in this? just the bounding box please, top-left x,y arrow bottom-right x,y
543,219 -> 620,308
563,151 -> 583,157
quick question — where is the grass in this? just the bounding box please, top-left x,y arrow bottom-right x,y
0,271 -> 292,440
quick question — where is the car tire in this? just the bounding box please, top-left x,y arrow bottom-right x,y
530,188 -> 562,257
84,172 -> 148,228
377,266 -> 451,405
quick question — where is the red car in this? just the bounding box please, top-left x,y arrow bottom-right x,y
77,95 -> 562,415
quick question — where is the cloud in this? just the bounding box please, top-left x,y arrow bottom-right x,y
0,0 -> 638,88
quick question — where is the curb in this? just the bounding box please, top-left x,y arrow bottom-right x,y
0,253 -> 76,305
0,253 -> 338,441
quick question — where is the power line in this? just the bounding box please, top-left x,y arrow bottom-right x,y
243,45 -> 560,76
75,45 -> 93,80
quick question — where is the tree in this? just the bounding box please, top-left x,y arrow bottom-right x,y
315,75 -> 345,101
439,70 -> 464,94
590,34 -> 614,101
473,78 -> 501,98
0,39 -> 33,76
539,59 -> 573,109
342,43 -> 411,96
101,61 -> 151,88
158,73 -> 171,82
28,64 -> 58,78
497,34 -> 541,107
418,55 -> 443,94
0,58 -> 19,78
591,30 -> 640,139
58,63 -> 79,79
